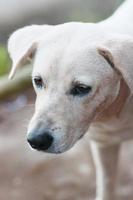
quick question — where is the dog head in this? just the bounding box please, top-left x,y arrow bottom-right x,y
8,23 -> 133,153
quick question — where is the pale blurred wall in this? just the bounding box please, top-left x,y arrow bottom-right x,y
0,0 -> 124,43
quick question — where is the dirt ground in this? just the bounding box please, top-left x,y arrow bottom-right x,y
0,90 -> 133,200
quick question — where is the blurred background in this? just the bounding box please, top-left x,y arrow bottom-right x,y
1,0 -> 133,200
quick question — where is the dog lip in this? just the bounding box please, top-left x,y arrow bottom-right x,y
78,134 -> 84,140
37,149 -> 63,154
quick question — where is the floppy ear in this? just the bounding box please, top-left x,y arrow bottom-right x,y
98,34 -> 133,94
8,25 -> 53,79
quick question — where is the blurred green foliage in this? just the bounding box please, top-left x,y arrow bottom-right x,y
0,46 -> 10,76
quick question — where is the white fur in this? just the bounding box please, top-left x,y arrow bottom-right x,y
8,0 -> 133,199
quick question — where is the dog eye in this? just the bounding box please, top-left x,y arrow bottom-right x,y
70,84 -> 92,97
33,76 -> 43,89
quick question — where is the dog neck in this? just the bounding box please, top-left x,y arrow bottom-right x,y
94,78 -> 130,122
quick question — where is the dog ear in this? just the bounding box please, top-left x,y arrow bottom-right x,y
98,34 -> 133,94
8,25 -> 53,79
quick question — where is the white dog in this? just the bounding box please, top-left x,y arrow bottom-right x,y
8,0 -> 133,199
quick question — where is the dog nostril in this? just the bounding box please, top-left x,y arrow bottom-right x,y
27,132 -> 53,151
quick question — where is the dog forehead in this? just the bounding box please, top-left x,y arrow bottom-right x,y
33,38 -> 69,78
33,34 -> 112,83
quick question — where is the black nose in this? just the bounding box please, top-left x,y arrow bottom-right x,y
27,131 -> 53,151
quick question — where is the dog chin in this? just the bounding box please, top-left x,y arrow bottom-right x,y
44,145 -> 72,154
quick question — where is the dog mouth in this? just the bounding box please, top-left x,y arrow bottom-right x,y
28,137 -> 82,154
39,139 -> 77,154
